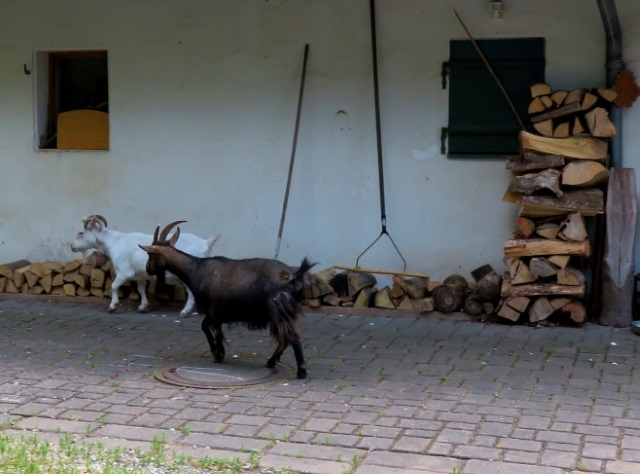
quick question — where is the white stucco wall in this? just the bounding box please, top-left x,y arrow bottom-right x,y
1,0 -> 633,283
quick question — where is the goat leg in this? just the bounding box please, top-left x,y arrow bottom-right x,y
212,321 -> 225,363
200,317 -> 217,357
291,342 -> 307,379
135,278 -> 150,313
266,342 -> 286,369
108,274 -> 127,312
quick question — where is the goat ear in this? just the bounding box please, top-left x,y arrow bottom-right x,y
139,244 -> 158,254
169,227 -> 180,247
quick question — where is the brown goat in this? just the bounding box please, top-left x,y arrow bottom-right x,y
139,221 -> 315,379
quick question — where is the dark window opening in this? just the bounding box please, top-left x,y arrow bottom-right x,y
443,37 -> 545,158
39,51 -> 109,150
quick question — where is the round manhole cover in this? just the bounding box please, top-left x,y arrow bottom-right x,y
155,356 -> 293,389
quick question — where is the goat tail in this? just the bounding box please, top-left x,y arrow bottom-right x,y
290,257 -> 317,294
268,292 -> 303,346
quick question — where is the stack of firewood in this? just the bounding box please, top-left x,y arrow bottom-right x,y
528,83 -> 617,139
304,264 -> 502,316
0,254 -> 184,302
498,82 -> 613,325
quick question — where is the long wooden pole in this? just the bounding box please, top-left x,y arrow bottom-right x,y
452,9 -> 525,130
333,265 -> 429,279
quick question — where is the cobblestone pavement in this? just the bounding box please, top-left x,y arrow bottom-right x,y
1,295 -> 640,474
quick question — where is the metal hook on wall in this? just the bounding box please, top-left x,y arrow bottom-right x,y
23,64 -> 31,75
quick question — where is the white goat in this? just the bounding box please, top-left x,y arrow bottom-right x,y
71,215 -> 219,316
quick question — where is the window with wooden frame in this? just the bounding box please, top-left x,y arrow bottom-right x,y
35,50 -> 109,150
442,37 -> 545,157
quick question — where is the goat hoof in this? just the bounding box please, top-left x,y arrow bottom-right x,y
296,367 -> 308,379
214,355 -> 224,363
266,358 -> 279,369
108,306 -> 117,313
137,307 -> 148,313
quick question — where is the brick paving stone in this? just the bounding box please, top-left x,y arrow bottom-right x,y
465,459 -> 568,474
453,445 -> 501,461
606,460 -> 640,473
260,454 -> 349,474
361,451 -> 461,472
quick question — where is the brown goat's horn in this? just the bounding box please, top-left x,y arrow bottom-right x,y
159,220 -> 186,241
94,215 -> 108,227
152,225 -> 160,244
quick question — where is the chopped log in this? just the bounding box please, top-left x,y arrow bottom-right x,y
529,257 -> 559,279
505,257 -> 536,285
548,255 -> 571,269
531,83 -> 552,97
519,188 -> 604,217
564,88 -> 585,105
482,302 -> 495,314
529,296 -> 556,322
28,285 -> 45,295
528,97 -> 547,114
432,284 -> 464,312
322,292 -> 341,306
52,273 -> 64,286
475,269 -> 501,300
556,266 -> 585,286
471,264 -> 494,282
535,222 -> 560,239
463,295 -> 483,316
560,300 -> 587,324
504,239 -> 591,258
85,252 -> 110,268
533,119 -> 554,137
50,286 -> 65,296
74,274 -> 91,289
530,102 -> 581,123
79,263 -> 93,277
353,287 -> 374,308
519,131 -> 608,161
389,275 -> 407,300
442,274 -> 468,291
580,92 -> 598,111
77,288 -> 91,297
551,90 -> 568,106
540,95 -> 554,108
314,267 -> 337,284
13,265 -> 32,288
501,274 -> 585,298
0,260 -> 31,279
64,259 -> 83,273
516,217 -> 536,238
396,295 -> 416,310
558,212 -> 588,241
348,271 -> 377,297
553,122 -> 570,139
601,169 -> 637,326
415,297 -> 434,313
505,296 -> 531,313
399,277 -> 427,299
562,160 -> 609,188
506,152 -> 565,175
374,287 -> 396,309
328,272 -> 349,297
596,87 -> 618,103
496,299 -> 522,321
572,116 -> 586,135
549,297 -> 572,310
584,107 -> 616,137
512,169 -> 563,198
40,274 -> 53,294
0,277 -> 6,293
5,279 -> 19,293
90,287 -> 105,298
63,283 -> 76,296
63,271 -> 78,283
90,268 -> 106,289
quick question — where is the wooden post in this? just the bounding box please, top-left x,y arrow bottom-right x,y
600,168 -> 637,326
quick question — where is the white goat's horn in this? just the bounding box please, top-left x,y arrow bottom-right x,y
159,220 -> 186,241
94,215 -> 108,227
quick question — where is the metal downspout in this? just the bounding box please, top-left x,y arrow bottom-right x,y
596,0 -> 623,167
